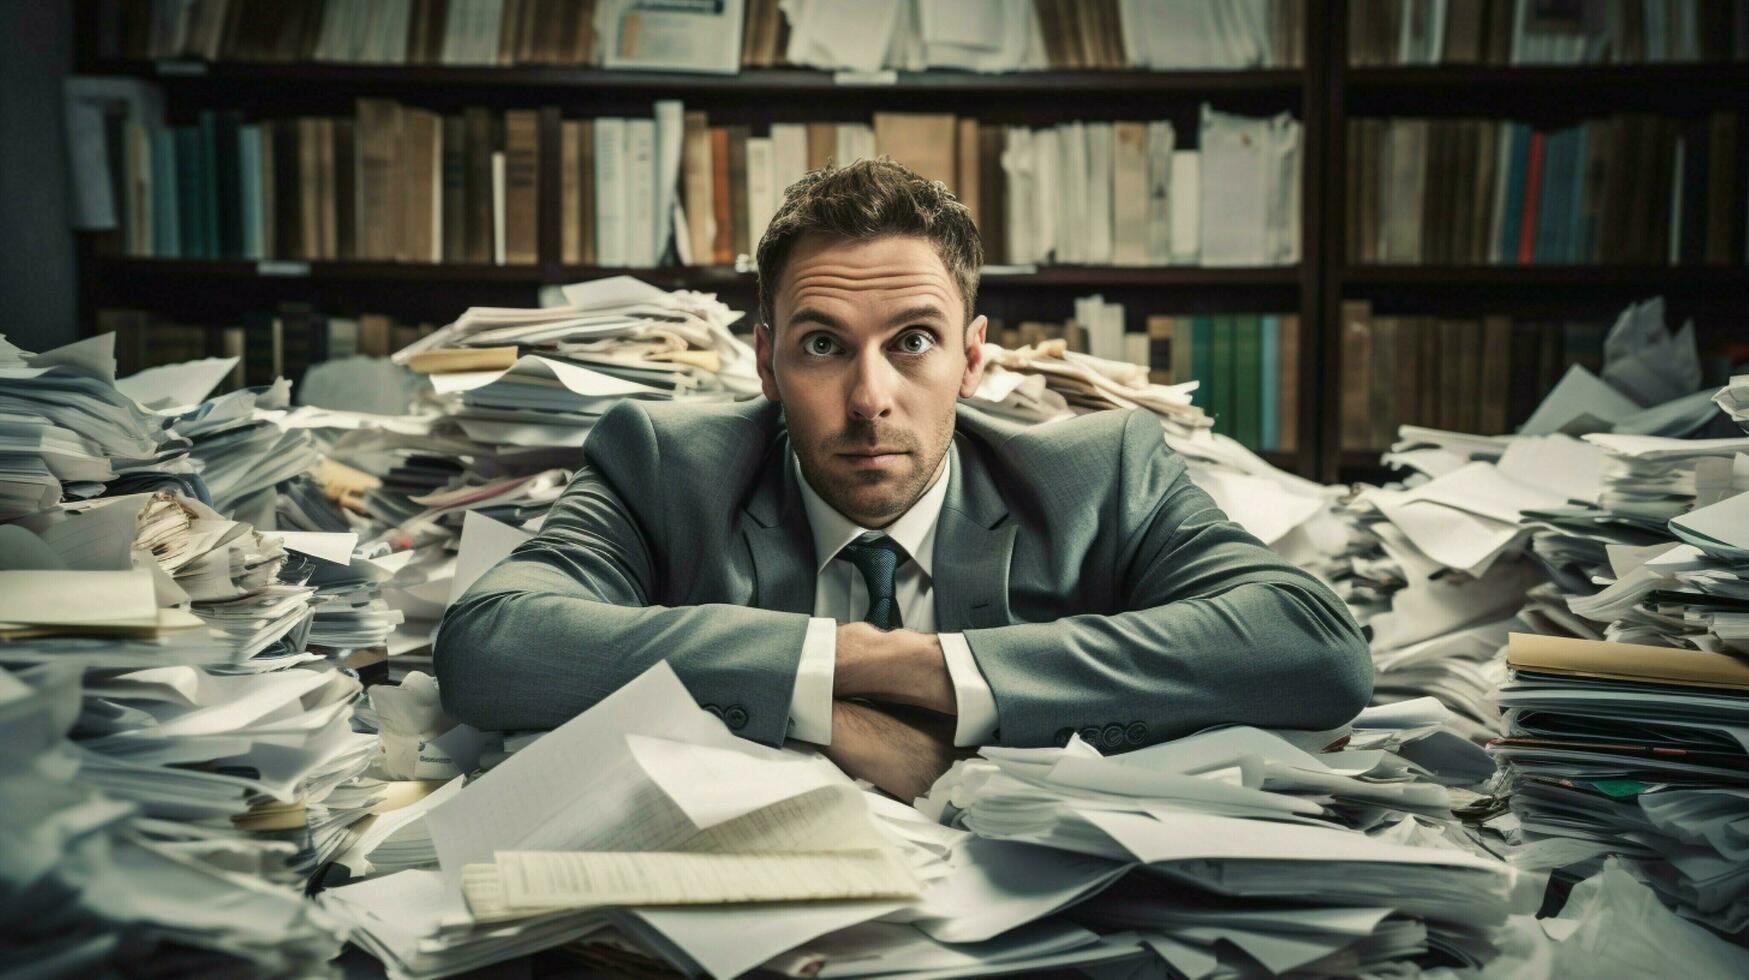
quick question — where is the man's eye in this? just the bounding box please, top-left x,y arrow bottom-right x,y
804,334 -> 840,356
895,331 -> 935,355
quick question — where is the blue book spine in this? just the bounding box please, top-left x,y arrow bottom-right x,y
174,127 -> 205,259
239,125 -> 263,260
1259,315 -> 1280,451
1533,128 -> 1566,265
1565,125 -> 1589,264
151,128 -> 180,259
198,112 -> 222,260
1499,124 -> 1530,263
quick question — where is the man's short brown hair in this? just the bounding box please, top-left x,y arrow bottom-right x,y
755,157 -> 983,333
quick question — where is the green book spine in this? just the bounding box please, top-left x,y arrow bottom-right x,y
174,128 -> 205,258
198,112 -> 223,259
213,111 -> 243,258
1233,315 -> 1262,449
151,128 -> 181,258
1209,316 -> 1235,437
1259,315 -> 1280,451
1190,316 -> 1214,409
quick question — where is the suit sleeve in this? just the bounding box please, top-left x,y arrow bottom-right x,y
433,402 -> 808,746
960,411 -> 1373,749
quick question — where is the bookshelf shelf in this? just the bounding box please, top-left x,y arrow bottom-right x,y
92,257 -> 1303,291
86,59 -> 1306,99
1342,265 -> 1749,289
1347,62 -> 1749,106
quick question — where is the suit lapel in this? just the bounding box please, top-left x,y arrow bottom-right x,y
933,437 -> 1016,631
742,433 -> 817,616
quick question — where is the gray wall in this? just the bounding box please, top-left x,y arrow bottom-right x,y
0,2 -> 77,353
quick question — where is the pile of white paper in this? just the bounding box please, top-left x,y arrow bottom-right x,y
0,333 -> 191,520
0,665 -> 346,976
172,379 -> 321,527
911,701 -> 1525,975
324,662 -> 927,979
969,339 -> 1343,561
1491,632 -> 1749,939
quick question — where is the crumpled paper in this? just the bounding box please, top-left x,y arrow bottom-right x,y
367,672 -> 494,779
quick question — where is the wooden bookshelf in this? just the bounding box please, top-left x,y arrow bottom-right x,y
72,7 -> 1326,480
1320,1 -> 1749,482
70,2 -> 1749,484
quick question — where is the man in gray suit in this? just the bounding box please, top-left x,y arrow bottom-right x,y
436,159 -> 1370,799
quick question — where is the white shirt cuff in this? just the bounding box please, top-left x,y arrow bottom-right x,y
940,633 -> 998,747
787,617 -> 837,745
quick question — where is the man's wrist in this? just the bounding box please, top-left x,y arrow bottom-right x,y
834,622 -> 954,714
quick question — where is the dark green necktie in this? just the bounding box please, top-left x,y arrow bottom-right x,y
840,535 -> 906,630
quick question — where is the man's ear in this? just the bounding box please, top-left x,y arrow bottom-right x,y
958,314 -> 990,398
755,321 -> 782,403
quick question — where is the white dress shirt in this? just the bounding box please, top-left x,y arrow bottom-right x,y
787,445 -> 999,747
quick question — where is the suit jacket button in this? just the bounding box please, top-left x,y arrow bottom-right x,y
724,705 -> 749,730
1125,722 -> 1148,746
1101,724 -> 1126,750
1078,727 -> 1101,748
1053,727 -> 1073,747
702,703 -> 723,719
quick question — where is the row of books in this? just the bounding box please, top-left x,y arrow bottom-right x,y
997,107 -> 1303,268
94,89 -> 1302,271
1347,113 -> 1744,267
1348,0 -> 1749,66
105,102 -> 542,264
999,309 -> 1302,453
95,0 -> 1304,74
101,306 -> 435,389
1336,300 -> 1611,451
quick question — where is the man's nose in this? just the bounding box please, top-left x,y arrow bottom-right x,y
846,348 -> 896,420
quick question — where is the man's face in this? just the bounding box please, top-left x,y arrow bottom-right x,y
757,233 -> 988,528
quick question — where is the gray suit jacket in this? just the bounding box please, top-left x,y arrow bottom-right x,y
435,398 -> 1372,750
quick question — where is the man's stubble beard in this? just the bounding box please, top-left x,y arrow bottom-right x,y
794,413 -> 953,528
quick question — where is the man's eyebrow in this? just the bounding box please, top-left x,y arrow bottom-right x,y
886,305 -> 949,327
787,307 -> 847,330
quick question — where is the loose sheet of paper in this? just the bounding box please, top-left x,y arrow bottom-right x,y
480,848 -> 919,915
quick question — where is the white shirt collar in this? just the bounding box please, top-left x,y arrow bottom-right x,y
793,445 -> 953,579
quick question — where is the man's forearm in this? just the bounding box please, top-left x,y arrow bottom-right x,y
832,622 -> 956,715
820,699 -> 962,801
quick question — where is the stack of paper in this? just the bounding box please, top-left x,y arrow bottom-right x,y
0,665 -> 346,974
395,275 -> 757,400
0,333 -> 191,519
324,662 -> 925,978
1,501 -> 376,890
172,379 -> 321,527
1519,429 -> 1749,652
969,339 -> 1346,591
274,533 -> 408,652
1493,632 -> 1749,937
915,711 -> 1525,974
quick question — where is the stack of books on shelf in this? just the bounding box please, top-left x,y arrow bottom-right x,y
1336,302 -> 1616,452
96,0 -> 1305,73
1347,113 -> 1745,266
1348,0 -> 1749,65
